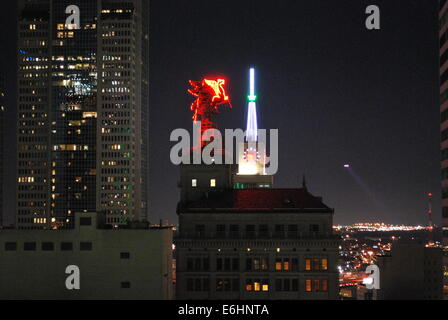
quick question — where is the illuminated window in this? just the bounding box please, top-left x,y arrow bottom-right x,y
82,112 -> 97,118
262,279 -> 269,292
254,281 -> 261,292
245,279 -> 252,291
192,179 -> 197,187
305,259 -> 311,271
305,279 -> 312,292
283,259 -> 290,271
210,179 -> 216,187
321,258 -> 328,270
275,258 -> 282,271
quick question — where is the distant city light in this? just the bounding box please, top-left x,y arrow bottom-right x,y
334,222 -> 427,232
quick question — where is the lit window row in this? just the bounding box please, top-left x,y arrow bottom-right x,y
191,179 -> 216,188
305,258 -> 328,271
18,177 -> 35,183
52,145 -> 89,151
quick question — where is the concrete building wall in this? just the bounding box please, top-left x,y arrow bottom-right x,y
0,212 -> 174,299
377,243 -> 443,300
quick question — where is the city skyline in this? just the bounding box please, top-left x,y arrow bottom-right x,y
0,0 -> 441,227
0,0 -> 445,303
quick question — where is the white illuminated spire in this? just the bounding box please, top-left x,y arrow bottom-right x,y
246,68 -> 258,142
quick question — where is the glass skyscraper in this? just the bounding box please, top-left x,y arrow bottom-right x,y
17,0 -> 149,229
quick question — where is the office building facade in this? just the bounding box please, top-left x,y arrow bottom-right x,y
176,164 -> 340,300
17,0 -> 149,229
0,212 -> 173,299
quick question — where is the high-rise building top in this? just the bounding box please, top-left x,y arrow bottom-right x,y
176,162 -> 339,300
0,73 -> 5,227
440,0 -> 448,298
17,0 -> 149,229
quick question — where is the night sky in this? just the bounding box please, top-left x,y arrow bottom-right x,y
0,0 -> 441,226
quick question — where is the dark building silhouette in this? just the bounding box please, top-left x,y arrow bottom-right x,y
440,0 -> 448,297
376,242 -> 443,300
16,0 -> 149,229
0,74 -> 5,227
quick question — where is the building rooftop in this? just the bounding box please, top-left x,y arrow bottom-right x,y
179,188 -> 334,213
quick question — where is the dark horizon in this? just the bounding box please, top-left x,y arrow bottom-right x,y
0,0 -> 441,226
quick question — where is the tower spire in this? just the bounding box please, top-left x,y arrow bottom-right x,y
246,68 -> 258,142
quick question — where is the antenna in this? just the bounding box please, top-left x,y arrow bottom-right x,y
427,192 -> 434,246
246,68 -> 258,142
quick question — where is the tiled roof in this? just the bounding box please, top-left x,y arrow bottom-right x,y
181,188 -> 333,213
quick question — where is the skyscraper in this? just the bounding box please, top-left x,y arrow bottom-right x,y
440,0 -> 448,298
0,74 -> 5,227
17,0 -> 149,229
